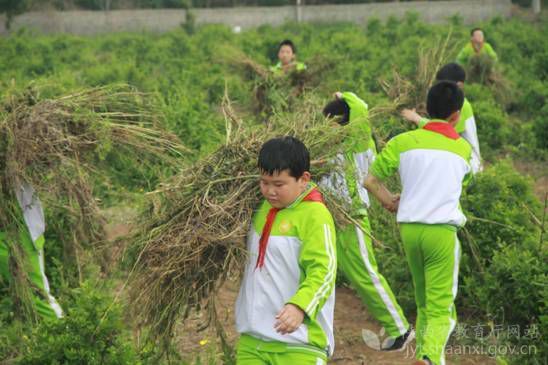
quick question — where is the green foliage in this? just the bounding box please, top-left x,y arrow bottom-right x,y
532,104 -> 548,150
462,160 -> 541,255
463,243 -> 547,365
471,98 -> 512,157
458,161 -> 546,364
0,280 -> 165,364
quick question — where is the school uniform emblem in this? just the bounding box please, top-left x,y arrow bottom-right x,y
279,220 -> 292,234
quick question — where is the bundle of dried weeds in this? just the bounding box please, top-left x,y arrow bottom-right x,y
379,31 -> 457,115
0,84 -> 186,321
221,47 -> 338,121
466,53 -> 513,107
128,92 -> 363,348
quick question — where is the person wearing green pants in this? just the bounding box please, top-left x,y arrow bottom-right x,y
321,91 -> 413,351
365,81 -> 472,365
235,137 -> 336,365
0,182 -> 63,321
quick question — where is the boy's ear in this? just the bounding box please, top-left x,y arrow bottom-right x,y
448,110 -> 460,126
300,171 -> 311,183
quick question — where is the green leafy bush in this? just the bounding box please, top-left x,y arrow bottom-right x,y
458,161 -> 545,364
461,161 -> 541,256
17,282 -> 140,365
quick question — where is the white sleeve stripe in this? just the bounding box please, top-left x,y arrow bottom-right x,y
305,225 -> 335,314
305,224 -> 336,314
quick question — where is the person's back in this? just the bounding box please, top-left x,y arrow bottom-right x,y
365,81 -> 472,365
321,92 -> 413,351
321,91 -> 374,209
383,126 -> 471,226
0,182 -> 64,320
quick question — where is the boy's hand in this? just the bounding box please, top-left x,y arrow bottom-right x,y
274,304 -> 305,334
364,174 -> 399,214
383,193 -> 400,213
401,108 -> 422,125
310,158 -> 327,166
334,91 -> 343,100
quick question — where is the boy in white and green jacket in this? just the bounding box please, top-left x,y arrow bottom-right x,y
402,63 -> 482,173
235,136 -> 336,365
321,92 -> 413,351
365,81 -> 472,365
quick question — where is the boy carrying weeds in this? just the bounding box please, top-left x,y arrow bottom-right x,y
365,81 -> 472,365
235,136 -> 336,365
456,27 -> 498,66
321,91 -> 413,351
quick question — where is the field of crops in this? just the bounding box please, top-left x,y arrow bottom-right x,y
0,11 -> 546,365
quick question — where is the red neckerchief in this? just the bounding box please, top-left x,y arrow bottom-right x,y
255,188 -> 324,270
423,121 -> 460,140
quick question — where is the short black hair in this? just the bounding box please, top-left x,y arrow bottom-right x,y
426,81 -> 464,120
322,99 -> 350,125
278,39 -> 297,54
258,136 -> 310,179
470,27 -> 483,36
436,63 -> 466,83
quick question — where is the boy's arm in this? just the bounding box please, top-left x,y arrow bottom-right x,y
460,120 -> 482,173
459,101 -> 482,173
340,91 -> 369,121
364,174 -> 399,213
286,212 -> 336,321
363,136 -> 401,212
485,43 -> 498,62
456,44 -> 470,65
401,108 -> 428,128
462,147 -> 475,187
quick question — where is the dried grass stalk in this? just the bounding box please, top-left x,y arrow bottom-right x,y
128,92 -> 357,346
379,31 -> 457,115
0,84 -> 186,321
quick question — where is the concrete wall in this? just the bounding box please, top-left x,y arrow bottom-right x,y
0,0 -> 512,35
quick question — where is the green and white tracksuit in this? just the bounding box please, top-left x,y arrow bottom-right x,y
235,183 -> 337,364
371,121 -> 472,365
0,182 -> 63,320
320,92 -> 409,339
456,41 -> 498,66
419,98 -> 482,173
270,61 -> 307,74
